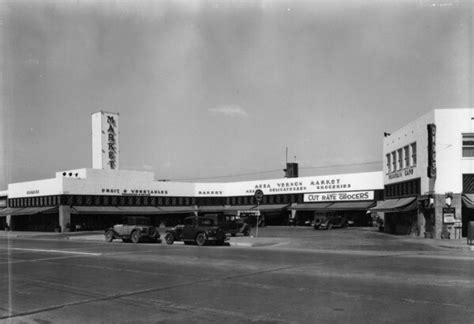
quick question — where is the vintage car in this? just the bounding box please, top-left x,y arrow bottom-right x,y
202,214 -> 251,236
164,216 -> 228,246
313,215 -> 348,230
105,216 -> 161,243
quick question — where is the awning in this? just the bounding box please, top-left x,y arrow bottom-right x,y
198,204 -> 289,215
0,207 -> 22,216
71,206 -> 197,215
155,206 -> 197,214
462,194 -> 474,209
71,206 -> 123,214
198,206 -> 228,213
326,201 -> 376,211
369,197 -> 417,213
256,204 -> 289,212
288,203 -> 333,211
0,207 -> 58,216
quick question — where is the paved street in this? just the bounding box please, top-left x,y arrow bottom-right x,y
0,227 -> 473,323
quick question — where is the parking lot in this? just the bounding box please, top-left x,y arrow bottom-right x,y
1,226 -> 473,323
44,225 -> 473,253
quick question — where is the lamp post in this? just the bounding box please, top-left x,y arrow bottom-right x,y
254,190 -> 264,238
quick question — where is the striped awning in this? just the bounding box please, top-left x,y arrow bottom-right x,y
287,203 -> 333,211
71,206 -> 197,215
0,206 -> 58,216
462,194 -> 474,209
369,197 -> 417,213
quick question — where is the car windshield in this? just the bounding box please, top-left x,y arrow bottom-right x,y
126,217 -> 151,226
198,218 -> 214,226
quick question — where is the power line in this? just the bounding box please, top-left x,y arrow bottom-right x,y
171,160 -> 382,182
301,160 -> 382,170
172,169 -> 283,182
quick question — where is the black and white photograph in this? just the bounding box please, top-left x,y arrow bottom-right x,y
0,0 -> 473,323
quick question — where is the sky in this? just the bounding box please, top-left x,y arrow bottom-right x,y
0,0 -> 472,189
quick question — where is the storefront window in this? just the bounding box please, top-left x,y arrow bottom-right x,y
462,134 -> 474,157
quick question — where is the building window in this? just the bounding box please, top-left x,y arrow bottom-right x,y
462,134 -> 474,157
404,146 -> 410,168
411,142 -> 417,166
391,152 -> 397,171
397,149 -> 403,170
386,154 -> 391,172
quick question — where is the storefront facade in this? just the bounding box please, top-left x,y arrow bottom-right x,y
0,169 -> 383,232
373,108 -> 474,239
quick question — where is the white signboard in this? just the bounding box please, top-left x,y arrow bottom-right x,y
226,171 -> 383,196
304,191 -> 374,202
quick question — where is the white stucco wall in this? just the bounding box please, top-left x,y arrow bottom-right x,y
8,178 -> 63,198
6,169 -> 384,199
434,108 -> 474,194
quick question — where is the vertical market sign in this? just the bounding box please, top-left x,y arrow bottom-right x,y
106,115 -> 118,170
91,111 -> 120,170
427,123 -> 436,178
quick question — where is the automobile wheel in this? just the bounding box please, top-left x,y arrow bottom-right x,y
164,233 -> 174,245
314,217 -> 323,227
105,231 -> 114,242
131,230 -> 140,243
195,233 -> 206,246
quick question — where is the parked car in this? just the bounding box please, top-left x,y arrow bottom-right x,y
164,216 -> 228,246
105,216 -> 161,243
313,215 -> 348,230
202,214 -> 251,236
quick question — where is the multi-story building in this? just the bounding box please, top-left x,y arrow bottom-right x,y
372,108 -> 474,239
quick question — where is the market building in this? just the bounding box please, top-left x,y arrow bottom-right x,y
0,111 -> 383,232
3,108 -> 473,240
0,167 -> 384,232
371,108 -> 474,239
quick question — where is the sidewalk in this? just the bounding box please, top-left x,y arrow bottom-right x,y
1,227 -> 473,252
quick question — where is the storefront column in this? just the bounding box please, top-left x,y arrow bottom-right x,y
417,209 -> 426,237
59,205 -> 71,232
6,215 -> 12,230
452,194 -> 463,239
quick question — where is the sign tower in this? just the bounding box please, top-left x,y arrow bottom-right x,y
92,111 -> 120,170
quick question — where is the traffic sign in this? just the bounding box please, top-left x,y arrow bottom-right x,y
254,189 -> 264,203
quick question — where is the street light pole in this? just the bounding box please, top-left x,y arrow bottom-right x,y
256,202 -> 260,238
254,189 -> 264,238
